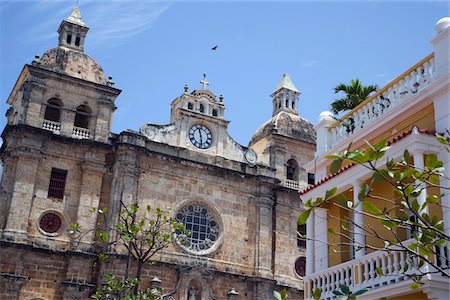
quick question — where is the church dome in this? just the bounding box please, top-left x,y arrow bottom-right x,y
249,111 -> 316,146
39,47 -> 106,85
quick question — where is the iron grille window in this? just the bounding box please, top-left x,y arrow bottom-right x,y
48,168 -> 67,200
297,223 -> 306,248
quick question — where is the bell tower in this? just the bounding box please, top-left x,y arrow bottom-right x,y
271,73 -> 300,116
57,6 -> 89,52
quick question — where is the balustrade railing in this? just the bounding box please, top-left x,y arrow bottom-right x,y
285,179 -> 299,190
329,54 -> 434,149
304,238 -> 450,300
42,119 -> 61,134
72,126 -> 90,139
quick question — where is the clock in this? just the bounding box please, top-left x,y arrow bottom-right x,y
244,149 -> 257,164
189,124 -> 212,149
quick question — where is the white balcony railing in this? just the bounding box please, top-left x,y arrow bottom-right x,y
72,126 -> 90,139
285,179 -> 299,190
329,54 -> 434,149
304,239 -> 450,300
42,119 -> 61,134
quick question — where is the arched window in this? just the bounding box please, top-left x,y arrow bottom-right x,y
75,36 -> 80,46
74,105 -> 91,129
199,103 -> 205,113
188,102 -> 194,110
286,159 -> 299,181
44,99 -> 62,122
66,34 -> 72,44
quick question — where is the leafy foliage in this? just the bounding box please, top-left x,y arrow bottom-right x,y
273,289 -> 288,300
299,133 -> 450,296
70,202 -> 186,299
91,273 -> 163,300
330,79 -> 378,115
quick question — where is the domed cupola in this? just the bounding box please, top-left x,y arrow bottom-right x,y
37,6 -> 107,85
249,74 -> 315,146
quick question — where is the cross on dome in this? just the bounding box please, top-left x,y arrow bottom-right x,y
200,74 -> 210,90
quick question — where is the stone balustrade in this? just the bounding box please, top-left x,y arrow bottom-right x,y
285,179 -> 299,190
329,54 -> 434,149
304,238 -> 450,300
72,126 -> 90,139
42,119 -> 61,134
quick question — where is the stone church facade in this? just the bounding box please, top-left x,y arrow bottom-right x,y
0,7 -> 315,300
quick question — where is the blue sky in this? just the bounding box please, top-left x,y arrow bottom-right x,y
1,0 -> 448,146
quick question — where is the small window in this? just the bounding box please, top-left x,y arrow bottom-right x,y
307,173 -> 315,185
212,109 -> 218,117
188,102 -> 194,110
285,98 -> 289,108
74,105 -> 91,129
48,168 -> 67,200
75,36 -> 80,46
286,159 -> 299,181
66,34 -> 72,44
199,103 -> 205,113
297,223 -> 306,248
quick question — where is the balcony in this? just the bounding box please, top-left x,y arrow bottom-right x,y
304,239 -> 450,300
284,179 -> 299,190
42,119 -> 61,134
329,54 -> 434,150
72,126 -> 90,139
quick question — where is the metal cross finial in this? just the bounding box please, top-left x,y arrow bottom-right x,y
200,73 -> 209,90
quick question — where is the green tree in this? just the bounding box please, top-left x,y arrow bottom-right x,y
298,132 -> 450,296
70,202 -> 186,299
330,79 -> 378,115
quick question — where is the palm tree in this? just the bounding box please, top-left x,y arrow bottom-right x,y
330,79 -> 378,115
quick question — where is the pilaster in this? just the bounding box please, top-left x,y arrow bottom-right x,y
255,195 -> 274,278
2,151 -> 41,241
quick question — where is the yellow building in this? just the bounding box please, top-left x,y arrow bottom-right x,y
300,17 -> 450,300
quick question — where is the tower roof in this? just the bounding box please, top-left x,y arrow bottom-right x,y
65,6 -> 86,27
273,73 -> 299,93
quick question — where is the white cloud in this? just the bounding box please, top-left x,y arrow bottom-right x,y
21,0 -> 172,48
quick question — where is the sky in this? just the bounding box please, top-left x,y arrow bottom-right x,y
0,0 -> 449,146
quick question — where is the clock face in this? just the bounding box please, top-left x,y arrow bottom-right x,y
245,149 -> 257,164
189,124 -> 212,149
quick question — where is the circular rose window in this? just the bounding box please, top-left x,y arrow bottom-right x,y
39,212 -> 63,234
295,257 -> 306,277
175,203 -> 222,255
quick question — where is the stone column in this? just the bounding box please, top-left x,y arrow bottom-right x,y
3,151 -> 40,241
353,181 -> 366,258
107,149 -> 139,248
75,161 -> 105,250
61,109 -> 76,137
314,207 -> 328,272
255,195 -> 274,277
305,210 -> 315,275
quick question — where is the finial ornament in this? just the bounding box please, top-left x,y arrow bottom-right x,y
219,95 -> 223,103
200,73 -> 210,90
66,5 -> 86,26
184,84 -> 189,93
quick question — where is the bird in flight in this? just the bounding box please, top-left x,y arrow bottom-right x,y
211,45 -> 218,50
